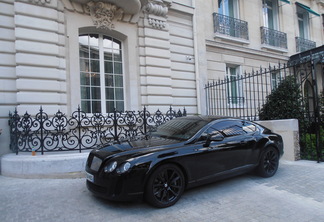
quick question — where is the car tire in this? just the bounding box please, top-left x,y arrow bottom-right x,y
145,164 -> 185,208
257,146 -> 279,178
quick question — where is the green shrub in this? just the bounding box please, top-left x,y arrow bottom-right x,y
259,77 -> 323,161
259,76 -> 305,122
300,127 -> 324,160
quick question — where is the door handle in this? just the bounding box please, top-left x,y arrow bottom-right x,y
195,146 -> 217,152
194,147 -> 209,152
240,140 -> 247,145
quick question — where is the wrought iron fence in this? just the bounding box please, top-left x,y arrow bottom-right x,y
205,50 -> 323,161
260,27 -> 287,49
213,13 -> 249,40
205,64 -> 291,121
9,106 -> 186,154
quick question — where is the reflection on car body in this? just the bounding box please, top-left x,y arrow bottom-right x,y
85,116 -> 283,208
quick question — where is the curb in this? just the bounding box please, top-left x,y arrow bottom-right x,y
0,151 -> 90,179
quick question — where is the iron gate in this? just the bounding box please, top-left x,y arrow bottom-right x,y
205,47 -> 323,162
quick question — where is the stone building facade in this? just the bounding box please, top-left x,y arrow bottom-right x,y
0,0 -> 323,156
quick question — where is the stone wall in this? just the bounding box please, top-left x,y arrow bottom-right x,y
256,119 -> 300,161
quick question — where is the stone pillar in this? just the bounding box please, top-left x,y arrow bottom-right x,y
139,0 -> 173,111
256,119 -> 300,161
14,0 -> 67,114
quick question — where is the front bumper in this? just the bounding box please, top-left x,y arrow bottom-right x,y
86,177 -> 144,201
85,161 -> 148,201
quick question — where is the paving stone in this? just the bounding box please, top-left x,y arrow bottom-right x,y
0,160 -> 323,222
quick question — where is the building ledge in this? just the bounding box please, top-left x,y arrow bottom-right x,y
214,33 -> 250,45
206,39 -> 290,61
261,44 -> 288,53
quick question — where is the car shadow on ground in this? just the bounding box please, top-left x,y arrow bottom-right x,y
87,173 -> 255,210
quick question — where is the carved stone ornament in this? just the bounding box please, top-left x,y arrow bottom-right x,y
70,0 -> 141,14
144,0 -> 171,29
29,0 -> 51,4
145,0 -> 168,17
147,14 -> 166,29
85,1 -> 123,30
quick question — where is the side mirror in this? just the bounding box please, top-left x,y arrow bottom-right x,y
203,134 -> 224,147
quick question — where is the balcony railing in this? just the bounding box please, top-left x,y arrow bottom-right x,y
296,37 -> 316,52
260,27 -> 287,49
213,13 -> 249,40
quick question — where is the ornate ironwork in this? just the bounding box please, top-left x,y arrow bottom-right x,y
213,13 -> 249,40
260,27 -> 287,49
9,106 -> 186,154
296,37 -> 316,52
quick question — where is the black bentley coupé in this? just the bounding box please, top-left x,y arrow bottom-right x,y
86,116 -> 283,208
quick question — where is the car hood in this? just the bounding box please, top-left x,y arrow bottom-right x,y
93,137 -> 183,159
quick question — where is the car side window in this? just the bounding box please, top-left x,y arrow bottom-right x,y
204,127 -> 223,137
242,121 -> 258,134
208,120 -> 245,137
199,126 -> 223,141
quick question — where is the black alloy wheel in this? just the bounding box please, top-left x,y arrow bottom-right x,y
257,146 -> 279,178
145,164 -> 185,208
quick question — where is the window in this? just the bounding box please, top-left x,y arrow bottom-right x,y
271,71 -> 282,90
218,0 -> 239,18
215,0 -> 248,40
262,0 -> 279,30
297,5 -> 310,39
79,34 -> 124,113
226,65 -> 244,106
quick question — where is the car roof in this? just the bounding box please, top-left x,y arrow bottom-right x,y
175,115 -> 232,123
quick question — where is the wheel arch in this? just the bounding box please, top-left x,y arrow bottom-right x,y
258,141 -> 280,163
143,159 -> 189,190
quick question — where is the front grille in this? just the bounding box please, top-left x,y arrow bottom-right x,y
87,180 -> 107,193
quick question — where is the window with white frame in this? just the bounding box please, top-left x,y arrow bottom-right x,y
262,0 -> 279,30
226,65 -> 244,106
79,34 -> 124,113
297,6 -> 310,39
271,71 -> 282,90
218,0 -> 239,18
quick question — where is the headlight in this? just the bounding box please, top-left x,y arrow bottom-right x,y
116,162 -> 131,174
104,161 -> 117,173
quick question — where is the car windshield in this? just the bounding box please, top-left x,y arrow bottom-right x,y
152,118 -> 208,141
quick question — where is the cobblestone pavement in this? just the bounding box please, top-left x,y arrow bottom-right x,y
1,160 -> 323,222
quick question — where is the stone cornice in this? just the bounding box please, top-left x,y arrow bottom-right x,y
62,0 -> 173,29
29,0 -> 51,4
206,39 -> 289,61
62,0 -> 142,27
